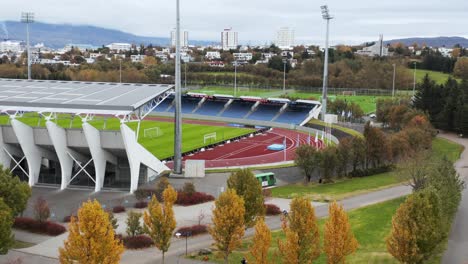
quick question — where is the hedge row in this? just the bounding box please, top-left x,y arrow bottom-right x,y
175,224 -> 208,237
14,217 -> 66,236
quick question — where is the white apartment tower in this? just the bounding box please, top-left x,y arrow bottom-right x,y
276,27 -> 295,48
221,28 -> 238,50
170,30 -> 189,47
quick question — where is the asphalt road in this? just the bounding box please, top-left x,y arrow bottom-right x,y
441,133 -> 468,264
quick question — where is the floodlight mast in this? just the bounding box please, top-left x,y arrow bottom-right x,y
173,0 -> 183,174
21,12 -> 34,80
320,5 -> 333,121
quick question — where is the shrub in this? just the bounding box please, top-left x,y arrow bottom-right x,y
349,165 -> 394,178
123,235 -> 154,249
264,204 -> 281,215
134,189 -> 155,201
176,192 -> 215,206
182,182 -> 196,196
134,201 -> 148,209
262,188 -> 272,198
33,197 -> 50,222
175,224 -> 208,237
112,205 -> 126,213
14,217 -> 66,236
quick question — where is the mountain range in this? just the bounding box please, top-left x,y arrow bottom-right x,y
1,21 -> 467,49
0,21 -> 213,49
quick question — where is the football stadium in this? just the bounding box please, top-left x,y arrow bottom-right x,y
0,78 -> 331,193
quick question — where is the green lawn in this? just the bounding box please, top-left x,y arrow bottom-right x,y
272,137 -> 463,201
414,69 -> 453,84
192,86 -> 287,98
13,240 -> 35,249
191,197 -> 405,264
0,114 -> 254,160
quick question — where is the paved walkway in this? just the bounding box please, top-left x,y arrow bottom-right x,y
441,133 -> 468,264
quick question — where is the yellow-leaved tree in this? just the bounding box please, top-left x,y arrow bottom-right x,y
248,217 -> 271,264
59,199 -> 124,264
143,185 -> 177,264
209,189 -> 245,264
278,197 -> 320,264
324,201 -> 359,264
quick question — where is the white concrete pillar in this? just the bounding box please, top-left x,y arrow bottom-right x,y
0,127 -> 12,168
11,119 -> 43,186
82,123 -> 117,192
120,124 -> 170,193
46,121 -> 88,190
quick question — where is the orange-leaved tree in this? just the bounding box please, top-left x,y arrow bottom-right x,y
143,185 -> 177,264
209,189 -> 245,264
324,201 -> 359,264
278,197 -> 320,264
248,217 -> 271,264
59,199 -> 124,264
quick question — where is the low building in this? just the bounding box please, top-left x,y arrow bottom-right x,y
130,54 -> 146,63
0,40 -> 22,53
205,51 -> 221,60
233,52 -> 253,61
106,43 -> 132,52
356,35 -> 388,57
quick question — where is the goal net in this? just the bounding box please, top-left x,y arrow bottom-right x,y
144,127 -> 163,138
203,132 -> 217,144
341,91 -> 356,96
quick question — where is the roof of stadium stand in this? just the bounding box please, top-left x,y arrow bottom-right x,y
0,79 -> 173,115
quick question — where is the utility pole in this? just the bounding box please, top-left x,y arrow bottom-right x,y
173,0 -> 183,174
21,12 -> 34,80
320,5 -> 333,121
234,61 -> 237,97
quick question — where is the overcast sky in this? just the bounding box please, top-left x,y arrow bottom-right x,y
1,0 -> 467,45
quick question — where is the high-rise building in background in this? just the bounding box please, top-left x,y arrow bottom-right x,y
221,28 -> 238,50
276,27 -> 295,48
171,30 -> 189,47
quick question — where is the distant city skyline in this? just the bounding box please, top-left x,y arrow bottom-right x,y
1,0 -> 467,45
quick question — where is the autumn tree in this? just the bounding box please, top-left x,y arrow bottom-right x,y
454,57 -> 468,79
295,145 -> 320,182
387,189 -> 445,263
249,218 -> 271,264
227,169 -> 265,227
59,200 -> 124,264
0,198 -> 14,255
143,185 -> 177,264
33,197 -> 50,223
278,197 -> 320,264
336,137 -> 352,177
324,201 -> 358,264
209,189 -> 245,264
0,165 -> 31,216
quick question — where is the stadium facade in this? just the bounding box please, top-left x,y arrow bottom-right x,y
0,79 -> 172,193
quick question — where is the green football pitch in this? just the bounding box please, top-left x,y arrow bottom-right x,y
0,114 -> 254,160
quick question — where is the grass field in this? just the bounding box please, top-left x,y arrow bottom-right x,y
192,86 -> 392,114
0,114 -> 254,160
191,197 -> 406,264
271,137 -> 462,201
414,69 -> 453,84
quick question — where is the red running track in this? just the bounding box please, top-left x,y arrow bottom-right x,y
166,128 -> 324,169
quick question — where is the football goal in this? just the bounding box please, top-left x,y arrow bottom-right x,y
203,132 -> 217,144
143,127 -> 163,138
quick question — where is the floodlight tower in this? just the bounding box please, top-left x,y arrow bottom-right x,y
320,5 -> 333,121
21,12 -> 34,80
173,0 -> 183,174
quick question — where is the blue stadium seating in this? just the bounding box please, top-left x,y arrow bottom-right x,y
275,105 -> 313,125
181,97 -> 201,113
221,101 -> 254,118
195,100 -> 227,115
248,104 -> 283,121
153,98 -> 174,112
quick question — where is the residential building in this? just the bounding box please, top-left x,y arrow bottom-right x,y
205,51 -> 221,60
276,27 -> 295,48
106,43 -> 132,52
170,30 -> 189,47
221,28 -> 238,50
0,40 -> 22,53
130,54 -> 146,63
233,52 -> 253,61
208,61 -> 225,67
64,44 -> 97,52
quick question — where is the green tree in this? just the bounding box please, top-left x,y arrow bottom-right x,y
294,145 -> 320,182
227,169 -> 265,227
319,146 -> 337,183
0,198 -> 14,255
0,166 -> 32,216
126,211 -> 143,237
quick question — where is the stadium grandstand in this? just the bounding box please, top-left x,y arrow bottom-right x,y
153,92 -> 321,126
0,78 -> 173,193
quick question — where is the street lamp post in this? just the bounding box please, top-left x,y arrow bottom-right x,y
234,61 -> 238,97
21,12 -> 34,80
173,0 -> 183,174
320,5 -> 333,121
184,62 -> 187,89
412,62 -> 417,97
175,231 -> 191,256
119,59 -> 122,83
392,64 -> 396,97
